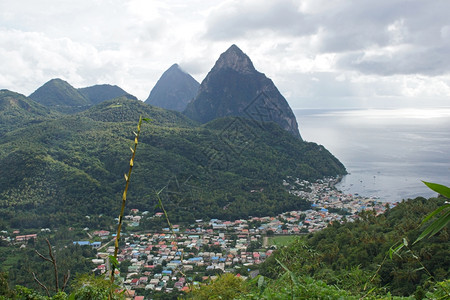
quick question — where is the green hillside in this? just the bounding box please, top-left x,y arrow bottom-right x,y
0,89 -> 58,135
259,196 -> 449,297
28,78 -> 90,114
78,84 -> 137,105
80,96 -> 197,127
0,97 -> 346,228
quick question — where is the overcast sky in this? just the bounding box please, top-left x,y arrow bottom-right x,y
1,0 -> 450,108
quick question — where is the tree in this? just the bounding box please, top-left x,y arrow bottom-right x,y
190,273 -> 248,299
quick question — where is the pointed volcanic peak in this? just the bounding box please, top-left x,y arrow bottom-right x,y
0,89 -> 57,134
29,78 -> 90,114
184,45 -> 301,138
78,84 -> 137,105
145,63 -> 200,112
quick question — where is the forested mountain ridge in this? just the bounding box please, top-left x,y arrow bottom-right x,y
28,78 -> 90,114
1,44 -> 347,227
0,89 -> 59,135
0,95 -> 345,228
80,96 -> 197,127
78,84 -> 137,105
28,79 -> 138,114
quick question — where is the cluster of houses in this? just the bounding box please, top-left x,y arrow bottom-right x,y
92,229 -> 272,296
0,177 -> 393,299
84,177 -> 391,298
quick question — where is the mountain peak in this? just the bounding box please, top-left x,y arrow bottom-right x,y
184,45 -> 301,138
213,44 -> 256,74
29,78 -> 90,113
145,64 -> 200,112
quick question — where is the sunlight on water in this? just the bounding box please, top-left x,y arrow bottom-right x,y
311,107 -> 450,119
295,108 -> 450,202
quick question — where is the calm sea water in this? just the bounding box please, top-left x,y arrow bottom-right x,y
294,108 -> 450,202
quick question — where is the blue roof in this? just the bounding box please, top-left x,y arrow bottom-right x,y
162,270 -> 172,274
73,241 -> 90,246
73,241 -> 100,247
189,257 -> 202,261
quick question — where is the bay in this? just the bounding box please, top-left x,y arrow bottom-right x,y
294,108 -> 450,202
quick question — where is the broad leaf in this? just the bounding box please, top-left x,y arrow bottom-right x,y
422,181 -> 450,198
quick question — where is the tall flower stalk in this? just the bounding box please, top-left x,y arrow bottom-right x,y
109,116 -> 148,299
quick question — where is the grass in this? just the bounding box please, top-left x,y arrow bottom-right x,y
268,235 -> 297,247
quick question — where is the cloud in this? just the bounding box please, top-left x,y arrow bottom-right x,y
204,0 -> 317,40
0,29 -> 128,95
0,0 -> 449,107
203,0 -> 450,77
337,46 -> 450,76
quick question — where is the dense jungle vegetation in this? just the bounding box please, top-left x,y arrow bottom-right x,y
0,92 -> 345,229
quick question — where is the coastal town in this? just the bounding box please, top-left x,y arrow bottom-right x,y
2,177 -> 392,299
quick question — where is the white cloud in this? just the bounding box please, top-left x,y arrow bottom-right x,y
0,0 -> 449,107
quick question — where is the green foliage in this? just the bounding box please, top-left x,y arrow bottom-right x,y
190,273 -> 249,299
68,274 -> 124,300
7,241 -> 96,294
259,197 -> 449,297
78,84 -> 137,105
28,79 -> 90,113
0,271 -> 16,299
0,99 -> 345,228
0,90 -> 58,135
424,279 -> 450,299
414,181 -> 450,243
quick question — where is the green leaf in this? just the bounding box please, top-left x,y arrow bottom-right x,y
389,242 -> 404,259
67,293 -> 76,300
276,258 -> 300,287
415,210 -> 450,244
109,255 -> 119,268
422,181 -> 450,198
257,275 -> 265,289
420,203 -> 450,225
413,182 -> 450,244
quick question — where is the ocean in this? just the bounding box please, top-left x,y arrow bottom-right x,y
294,108 -> 450,202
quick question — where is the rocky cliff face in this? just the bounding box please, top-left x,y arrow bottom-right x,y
145,64 -> 199,112
184,45 -> 301,138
